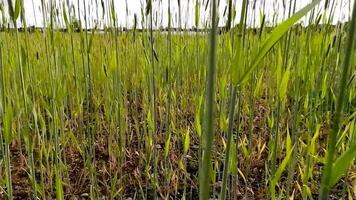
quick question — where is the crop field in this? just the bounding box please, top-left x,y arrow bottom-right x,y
0,0 -> 355,199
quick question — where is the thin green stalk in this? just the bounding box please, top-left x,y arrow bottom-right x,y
200,0 -> 217,199
0,41 -> 3,169
271,95 -> 280,176
319,1 -> 356,199
220,0 -> 247,198
40,0 -> 54,192
286,76 -> 301,198
109,0 -> 124,198
4,143 -> 12,199
164,0 -> 172,197
13,11 -> 27,115
0,41 -> 13,200
19,3 -> 38,198
147,0 -> 158,197
220,86 -> 237,200
83,1 -> 97,197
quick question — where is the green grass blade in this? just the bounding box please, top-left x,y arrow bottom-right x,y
238,0 -> 321,85
4,103 -> 13,145
184,128 -> 190,154
319,0 -> 356,198
164,132 -> 171,158
14,0 -> 21,20
55,169 -> 64,200
328,144 -> 356,189
200,0 -> 218,199
270,145 -> 295,200
195,0 -> 200,28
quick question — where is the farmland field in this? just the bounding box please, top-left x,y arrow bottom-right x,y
0,0 -> 355,199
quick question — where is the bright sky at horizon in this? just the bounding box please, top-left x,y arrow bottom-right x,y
1,0 -> 353,28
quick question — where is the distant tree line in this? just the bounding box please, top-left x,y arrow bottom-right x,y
0,21 -> 349,34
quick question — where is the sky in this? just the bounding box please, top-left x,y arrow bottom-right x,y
0,0 -> 353,28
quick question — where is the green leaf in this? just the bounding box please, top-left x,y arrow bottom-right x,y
254,72 -> 264,97
183,128 -> 190,154
7,0 -> 14,20
14,0 -> 21,20
321,74 -> 328,99
4,103 -> 13,144
270,145 -> 295,194
110,0 -> 116,23
270,146 -> 294,200
286,125 -> 292,155
195,0 -> 200,27
279,66 -> 291,103
238,0 -> 322,85
147,110 -> 154,133
225,0 -> 233,29
241,143 -> 250,159
178,157 -> 184,170
309,124 -> 321,155
276,47 -> 283,87
219,113 -> 227,132
336,124 -> 350,148
195,95 -> 203,138
62,3 -> 69,29
21,46 -> 26,66
88,32 -> 96,54
164,132 -> 171,158
55,170 -> 64,200
328,144 -> 356,188
228,141 -> 237,174
302,185 -> 313,200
